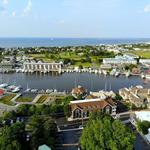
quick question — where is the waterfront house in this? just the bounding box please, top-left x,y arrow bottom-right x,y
71,85 -> 87,99
119,86 -> 150,108
68,97 -> 116,121
90,91 -> 116,99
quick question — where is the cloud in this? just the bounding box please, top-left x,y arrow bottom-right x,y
12,11 -> 16,17
144,4 -> 150,13
0,0 -> 8,14
23,0 -> 32,16
2,0 -> 8,6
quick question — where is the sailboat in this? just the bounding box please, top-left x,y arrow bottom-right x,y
25,83 -> 31,92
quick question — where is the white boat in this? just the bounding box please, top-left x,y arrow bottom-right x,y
141,74 -> 145,79
8,85 -> 16,90
125,71 -> 130,78
31,89 -> 38,93
145,74 -> 150,80
115,72 -> 120,77
25,88 -> 31,92
12,88 -> 20,93
0,83 -> 8,88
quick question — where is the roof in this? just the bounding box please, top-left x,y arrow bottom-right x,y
38,144 -> 51,150
70,98 -> 116,111
135,111 -> 150,122
0,89 -> 4,94
85,94 -> 98,99
72,86 -> 86,95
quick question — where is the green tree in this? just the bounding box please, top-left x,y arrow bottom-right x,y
137,120 -> 150,134
0,123 -> 26,150
80,113 -> 135,150
29,116 -> 57,150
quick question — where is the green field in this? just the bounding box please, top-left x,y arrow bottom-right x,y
29,52 -> 102,68
0,94 -> 16,105
16,97 -> 33,102
36,95 -> 49,103
129,50 -> 150,59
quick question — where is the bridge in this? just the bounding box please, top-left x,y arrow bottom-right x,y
22,62 -> 63,73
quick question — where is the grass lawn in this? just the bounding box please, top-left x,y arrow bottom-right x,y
28,52 -> 101,68
36,95 -> 49,103
0,94 -> 16,105
16,96 -> 33,102
129,50 -> 150,59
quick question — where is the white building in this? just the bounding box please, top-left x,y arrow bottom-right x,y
135,111 -> 150,122
139,59 -> 150,65
103,55 -> 137,65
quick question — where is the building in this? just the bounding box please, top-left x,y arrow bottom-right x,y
139,59 -> 150,65
89,90 -> 116,99
71,85 -> 87,99
103,55 -> 137,65
22,61 -> 63,73
123,53 -> 139,59
119,86 -> 150,108
68,97 -> 116,121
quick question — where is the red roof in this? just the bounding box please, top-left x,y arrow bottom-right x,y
0,89 -> 4,95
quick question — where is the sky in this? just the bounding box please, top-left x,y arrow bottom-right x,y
0,0 -> 150,38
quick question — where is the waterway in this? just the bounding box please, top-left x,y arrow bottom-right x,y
0,72 -> 150,92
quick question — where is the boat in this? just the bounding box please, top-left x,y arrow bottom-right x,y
125,71 -> 130,78
12,87 -> 20,93
145,74 -> 150,80
141,73 -> 145,79
31,89 -> 38,93
0,83 -> 8,88
115,72 -> 120,77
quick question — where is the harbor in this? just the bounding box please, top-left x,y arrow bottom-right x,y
1,72 -> 150,93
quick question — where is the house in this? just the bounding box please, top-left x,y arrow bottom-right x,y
68,97 -> 116,121
119,86 -> 150,108
71,85 -> 87,99
90,90 -> 116,99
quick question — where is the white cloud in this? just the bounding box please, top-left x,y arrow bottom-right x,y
2,0 -> 8,6
0,0 -> 8,14
12,11 -> 16,17
144,4 -> 150,13
23,0 -> 32,16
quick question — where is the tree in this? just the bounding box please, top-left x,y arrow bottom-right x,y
0,123 -> 26,150
63,96 -> 74,116
80,113 -> 135,150
28,116 -> 57,150
137,120 -> 150,134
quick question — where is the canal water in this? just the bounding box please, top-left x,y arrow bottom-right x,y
0,72 -> 150,92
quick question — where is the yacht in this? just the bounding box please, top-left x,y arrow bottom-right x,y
0,83 -> 8,88
12,87 -> 20,93
145,74 -> 150,80
115,72 -> 120,77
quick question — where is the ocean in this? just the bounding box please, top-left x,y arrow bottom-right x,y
0,38 -> 150,48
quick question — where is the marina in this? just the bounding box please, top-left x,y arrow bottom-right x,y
0,72 -> 150,93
